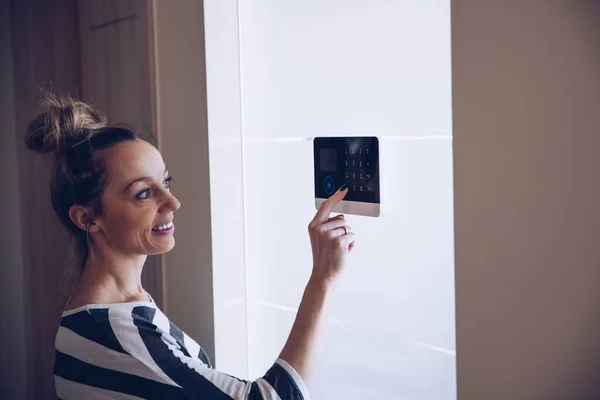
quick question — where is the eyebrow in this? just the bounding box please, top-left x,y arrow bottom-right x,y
123,166 -> 169,193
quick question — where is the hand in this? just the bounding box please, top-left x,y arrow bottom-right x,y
308,184 -> 355,285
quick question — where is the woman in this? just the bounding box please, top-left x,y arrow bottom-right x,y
26,93 -> 355,399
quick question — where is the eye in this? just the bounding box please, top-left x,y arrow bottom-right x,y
163,176 -> 173,190
137,188 -> 151,200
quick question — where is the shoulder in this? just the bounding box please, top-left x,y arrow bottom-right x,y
59,301 -> 160,346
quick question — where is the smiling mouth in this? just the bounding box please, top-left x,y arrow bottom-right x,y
152,222 -> 174,231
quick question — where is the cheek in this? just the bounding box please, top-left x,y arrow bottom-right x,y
103,204 -> 154,239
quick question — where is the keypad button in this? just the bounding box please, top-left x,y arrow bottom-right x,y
336,139 -> 376,198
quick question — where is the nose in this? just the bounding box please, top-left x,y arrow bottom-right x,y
160,191 -> 181,213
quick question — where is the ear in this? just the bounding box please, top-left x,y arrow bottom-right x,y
68,205 -> 101,233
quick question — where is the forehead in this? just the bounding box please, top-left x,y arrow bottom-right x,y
102,139 -> 165,183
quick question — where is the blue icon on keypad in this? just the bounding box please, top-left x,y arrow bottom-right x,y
324,176 -> 335,195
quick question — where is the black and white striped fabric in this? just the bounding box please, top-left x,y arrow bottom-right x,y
54,299 -> 310,399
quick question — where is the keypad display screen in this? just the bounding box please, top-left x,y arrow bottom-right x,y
314,136 -> 380,204
320,148 -> 338,172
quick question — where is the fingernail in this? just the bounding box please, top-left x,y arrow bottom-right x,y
339,184 -> 348,192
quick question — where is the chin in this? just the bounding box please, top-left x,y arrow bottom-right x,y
147,240 -> 176,255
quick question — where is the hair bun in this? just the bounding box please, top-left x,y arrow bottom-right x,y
25,92 -> 107,155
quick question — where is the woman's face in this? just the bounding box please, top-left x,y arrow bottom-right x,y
94,139 -> 180,257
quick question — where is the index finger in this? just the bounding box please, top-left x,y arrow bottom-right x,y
312,184 -> 348,225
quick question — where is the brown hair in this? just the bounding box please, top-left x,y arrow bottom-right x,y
25,92 -> 138,288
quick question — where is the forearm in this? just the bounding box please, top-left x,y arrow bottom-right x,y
278,275 -> 333,386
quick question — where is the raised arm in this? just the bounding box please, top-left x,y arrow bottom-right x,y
279,185 -> 354,385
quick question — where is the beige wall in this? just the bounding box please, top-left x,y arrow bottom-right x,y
152,0 -> 216,361
453,1 -> 600,399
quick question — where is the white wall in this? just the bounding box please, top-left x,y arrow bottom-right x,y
453,2 -> 600,399
203,0 -> 250,379
0,0 -> 27,397
204,1 -> 456,399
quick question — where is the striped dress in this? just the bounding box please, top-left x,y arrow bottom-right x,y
54,298 -> 310,399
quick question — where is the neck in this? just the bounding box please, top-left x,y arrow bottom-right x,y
76,249 -> 148,304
